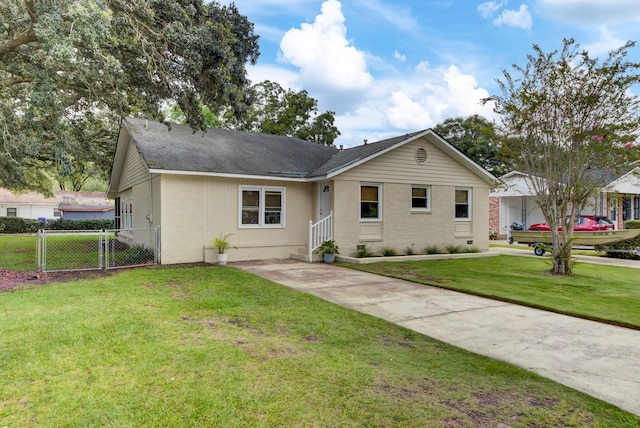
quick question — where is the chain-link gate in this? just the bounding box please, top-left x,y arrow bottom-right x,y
37,228 -> 159,272
104,228 -> 159,269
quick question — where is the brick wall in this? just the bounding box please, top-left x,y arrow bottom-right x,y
489,197 -> 503,239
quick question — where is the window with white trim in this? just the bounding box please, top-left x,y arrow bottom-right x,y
455,188 -> 471,220
6,207 -> 17,217
120,197 -> 133,229
240,186 -> 285,227
360,184 -> 381,220
411,185 -> 430,211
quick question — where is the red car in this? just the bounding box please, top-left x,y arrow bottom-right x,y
528,216 -> 615,232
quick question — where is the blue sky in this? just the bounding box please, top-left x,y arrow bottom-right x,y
228,0 -> 640,147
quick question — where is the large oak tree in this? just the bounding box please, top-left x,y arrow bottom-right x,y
484,38 -> 640,274
1,0 -> 259,194
225,80 -> 341,146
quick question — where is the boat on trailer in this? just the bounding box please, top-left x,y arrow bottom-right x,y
510,229 -> 640,256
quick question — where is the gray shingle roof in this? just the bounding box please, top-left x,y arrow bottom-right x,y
124,118 -> 339,178
121,118 -> 494,184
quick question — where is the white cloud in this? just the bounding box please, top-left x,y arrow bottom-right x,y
384,63 -> 494,129
330,62 -> 496,147
536,0 -> 640,24
493,5 -> 533,29
278,0 -> 373,111
477,1 -> 507,19
264,0 -> 497,147
582,26 -> 628,57
352,0 -> 420,34
478,2 -> 533,30
386,92 -> 433,129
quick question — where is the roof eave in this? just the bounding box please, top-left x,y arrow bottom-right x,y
148,169 -> 322,182
107,121 -> 135,198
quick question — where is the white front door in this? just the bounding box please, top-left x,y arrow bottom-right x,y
317,181 -> 331,221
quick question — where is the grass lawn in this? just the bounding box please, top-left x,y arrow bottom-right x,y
343,255 -> 640,329
0,234 -> 37,270
1,266 -> 638,426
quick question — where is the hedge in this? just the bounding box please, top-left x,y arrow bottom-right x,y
598,220 -> 640,259
0,217 -> 114,234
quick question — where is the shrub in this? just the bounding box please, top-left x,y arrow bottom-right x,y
122,244 -> 155,265
0,217 -> 117,234
598,220 -> 640,259
445,244 -> 463,254
424,245 -> 442,255
0,217 -> 41,233
381,247 -> 397,256
45,218 -> 115,231
354,245 -> 374,258
465,247 -> 480,253
405,245 -> 415,256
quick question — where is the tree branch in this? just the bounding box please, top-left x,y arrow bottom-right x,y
0,1 -> 37,59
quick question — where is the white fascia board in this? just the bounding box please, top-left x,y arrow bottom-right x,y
107,124 -> 131,198
148,169 -> 322,182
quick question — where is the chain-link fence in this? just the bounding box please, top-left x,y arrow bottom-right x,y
37,228 -> 159,272
104,228 -> 159,269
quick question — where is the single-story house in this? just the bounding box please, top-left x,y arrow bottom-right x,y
107,118 -> 497,264
0,189 -> 114,221
490,167 -> 640,237
0,188 -> 59,220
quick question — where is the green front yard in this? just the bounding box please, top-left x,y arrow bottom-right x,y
1,265 -> 638,426
0,234 -> 37,270
343,255 -> 640,329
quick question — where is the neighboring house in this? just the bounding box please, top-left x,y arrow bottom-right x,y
490,167 -> 640,237
0,188 -> 59,220
107,118 -> 496,264
57,192 -> 115,220
0,188 -> 114,221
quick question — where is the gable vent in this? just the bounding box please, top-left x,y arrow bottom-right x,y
415,148 -> 427,164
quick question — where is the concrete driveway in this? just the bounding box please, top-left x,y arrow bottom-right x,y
236,259 -> 640,417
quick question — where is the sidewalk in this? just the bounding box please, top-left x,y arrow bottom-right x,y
236,259 -> 640,417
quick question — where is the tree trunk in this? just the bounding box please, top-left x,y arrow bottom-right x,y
552,240 -> 573,275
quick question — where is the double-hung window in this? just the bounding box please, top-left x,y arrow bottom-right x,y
6,207 -> 17,217
360,184 -> 381,220
455,188 -> 471,220
121,198 -> 133,229
240,186 -> 285,228
411,186 -> 430,211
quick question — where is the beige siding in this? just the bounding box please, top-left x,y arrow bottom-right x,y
337,136 -> 485,186
118,138 -> 149,191
159,175 -> 314,264
332,137 -> 490,255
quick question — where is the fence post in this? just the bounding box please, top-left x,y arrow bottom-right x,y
37,229 -> 43,272
99,230 -> 105,271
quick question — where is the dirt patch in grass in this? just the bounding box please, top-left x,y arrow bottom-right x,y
0,269 -> 113,292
